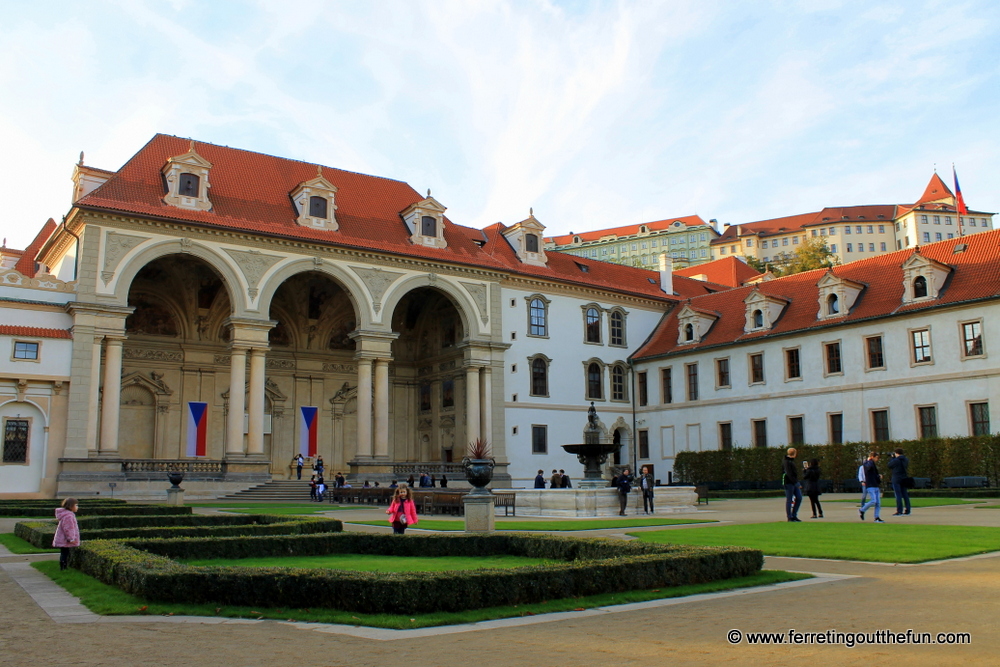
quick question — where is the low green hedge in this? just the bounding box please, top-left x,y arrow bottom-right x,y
70,533 -> 762,615
15,515 -> 343,548
0,504 -> 193,518
0,499 -> 127,506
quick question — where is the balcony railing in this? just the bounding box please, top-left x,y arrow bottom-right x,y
121,459 -> 226,474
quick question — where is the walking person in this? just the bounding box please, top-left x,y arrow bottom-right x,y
294,454 -> 304,480
858,461 -> 869,504
803,459 -> 823,518
888,448 -> 913,516
53,498 -> 80,571
617,467 -> 633,516
534,470 -> 546,488
637,465 -> 655,514
386,486 -> 419,535
859,452 -> 884,523
782,448 -> 802,522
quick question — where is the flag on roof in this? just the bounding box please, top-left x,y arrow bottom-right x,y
953,166 -> 968,215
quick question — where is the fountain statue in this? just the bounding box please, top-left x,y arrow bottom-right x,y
561,403 -> 620,489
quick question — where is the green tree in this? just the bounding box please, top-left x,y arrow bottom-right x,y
779,237 -> 839,276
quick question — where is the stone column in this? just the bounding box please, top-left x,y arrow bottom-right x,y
373,358 -> 389,459
356,357 -> 373,459
479,366 -> 492,444
226,346 -> 247,456
86,338 -> 103,454
98,336 -> 125,454
465,365 -> 481,446
246,348 -> 266,456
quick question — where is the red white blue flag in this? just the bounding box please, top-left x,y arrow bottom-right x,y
186,402 -> 208,457
953,166 -> 968,215
300,406 -> 318,457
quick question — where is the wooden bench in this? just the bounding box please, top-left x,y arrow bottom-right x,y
493,492 -> 516,516
695,484 -> 709,505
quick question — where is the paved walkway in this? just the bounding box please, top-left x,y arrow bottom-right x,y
2,496 -> 998,666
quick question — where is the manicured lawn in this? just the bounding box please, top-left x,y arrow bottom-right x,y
32,560 -> 808,629
974,505 -> 1000,509
0,532 -> 58,554
631,522 -> 1000,563
346,517 -> 716,531
827,498 -> 982,508
182,553 -> 554,571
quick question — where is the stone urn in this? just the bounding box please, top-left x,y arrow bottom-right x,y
167,472 -> 184,489
462,457 -> 495,495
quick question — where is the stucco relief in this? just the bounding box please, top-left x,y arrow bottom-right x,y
323,362 -> 357,373
102,232 -> 149,285
223,248 -> 283,301
460,281 -> 490,324
0,268 -> 76,292
351,266 -> 404,314
123,348 -> 183,362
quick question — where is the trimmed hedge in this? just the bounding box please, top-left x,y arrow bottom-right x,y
14,515 -> 343,549
0,504 -> 193,518
70,533 -> 762,615
675,435 -> 1000,488
0,499 -> 127,506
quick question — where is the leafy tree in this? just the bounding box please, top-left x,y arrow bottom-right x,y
779,237 -> 839,276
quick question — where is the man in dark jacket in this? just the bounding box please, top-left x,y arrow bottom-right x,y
534,470 -> 546,488
782,448 -> 802,522
888,448 -> 912,516
859,452 -> 884,523
617,468 -> 633,516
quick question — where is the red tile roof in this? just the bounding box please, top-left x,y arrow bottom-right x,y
633,229 -> 1000,360
74,134 -> 685,302
710,206 -> 897,245
915,172 -> 954,205
0,325 -> 72,339
545,215 -> 710,246
14,219 -> 57,278
673,256 -> 762,288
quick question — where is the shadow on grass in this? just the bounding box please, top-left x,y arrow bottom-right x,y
0,532 -> 58,554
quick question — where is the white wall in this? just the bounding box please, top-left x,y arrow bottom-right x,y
0,399 -> 47,493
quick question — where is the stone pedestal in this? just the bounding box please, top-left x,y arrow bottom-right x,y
166,487 -> 185,506
463,494 -> 496,532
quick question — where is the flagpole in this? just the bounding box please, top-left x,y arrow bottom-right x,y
953,163 -> 965,238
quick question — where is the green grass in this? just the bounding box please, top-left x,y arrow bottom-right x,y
631,522 -> 1000,563
32,560 -> 807,629
974,505 -> 1000,509
0,532 -> 58,554
346,517 -> 716,531
181,553 -> 554,571
827,497 -> 982,508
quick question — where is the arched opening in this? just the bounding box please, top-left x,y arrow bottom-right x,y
684,323 -> 694,341
827,293 -> 839,314
913,275 -> 928,298
613,428 -> 623,465
752,309 -> 764,328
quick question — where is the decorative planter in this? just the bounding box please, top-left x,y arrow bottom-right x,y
167,473 -> 185,489
463,457 -> 495,496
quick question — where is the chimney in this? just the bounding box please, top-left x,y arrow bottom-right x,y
658,252 -> 673,294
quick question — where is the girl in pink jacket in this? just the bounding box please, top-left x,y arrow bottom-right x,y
386,486 -> 418,535
53,498 -> 80,570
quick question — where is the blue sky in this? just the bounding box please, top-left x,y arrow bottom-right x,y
2,0 -> 998,250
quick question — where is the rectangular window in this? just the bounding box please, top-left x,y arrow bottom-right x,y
855,225 -> 862,234
749,353 -> 764,384
945,216 -> 952,225
752,419 -> 767,448
872,410 -> 890,442
825,342 -> 842,374
866,335 -> 885,369
912,329 -> 932,364
971,402 -> 990,436
788,416 -> 804,446
829,413 -> 843,444
686,363 -> 699,401
2,418 -> 29,464
921,215 -> 928,223
962,321 -> 983,357
869,243 -> 875,252
638,372 -> 648,406
846,243 -> 853,252
661,368 -> 673,404
830,243 -> 838,253
879,225 -> 885,233
935,233 -> 942,241
792,236 -> 799,244
785,348 -> 801,379
918,406 -> 938,439
867,225 -> 874,234
716,358 -> 731,388
421,215 -> 437,236
880,242 -> 887,251
933,216 -> 940,225
442,379 -> 455,408
531,425 -> 547,454
923,232 -> 930,243
12,341 -> 39,360
719,422 -> 733,450
639,430 -> 649,459
845,226 -> 852,234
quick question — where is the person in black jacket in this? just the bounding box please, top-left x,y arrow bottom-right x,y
859,452 -> 884,523
803,459 -> 823,518
534,470 -> 546,488
782,448 -> 802,522
617,468 -> 633,516
888,448 -> 912,516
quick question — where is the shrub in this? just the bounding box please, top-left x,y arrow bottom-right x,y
0,504 -> 193,518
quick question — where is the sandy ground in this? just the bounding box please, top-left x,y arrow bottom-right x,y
2,495 -> 997,667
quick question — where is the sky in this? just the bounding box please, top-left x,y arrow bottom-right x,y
1,0 -> 998,250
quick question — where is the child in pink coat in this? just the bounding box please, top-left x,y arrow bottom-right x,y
386,486 -> 418,535
53,498 -> 80,570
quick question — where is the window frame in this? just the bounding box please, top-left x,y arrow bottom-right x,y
637,371 -> 648,407
748,352 -> 765,385
584,360 -> 605,401
582,305 -> 603,345
308,195 -> 329,219
715,357 -> 731,389
661,367 -> 673,404
531,424 -> 548,454
610,364 -> 629,402
823,340 -> 843,376
178,172 -> 200,197
609,309 -> 627,347
525,295 -> 551,339
420,215 -> 437,237
1,416 -> 31,466
528,354 -> 550,398
718,422 -> 733,451
638,429 -> 649,459
909,327 -> 933,366
828,412 -> 844,444
871,409 -> 891,442
751,418 -> 767,448
969,401 -> 990,436
11,340 -> 41,362
784,346 -> 801,381
685,362 -> 699,401
788,415 -> 805,446
916,404 -> 938,439
865,334 -> 885,371
960,319 -> 985,359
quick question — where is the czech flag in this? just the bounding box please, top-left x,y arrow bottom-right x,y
300,406 -> 318,458
186,402 -> 208,457
953,166 -> 968,215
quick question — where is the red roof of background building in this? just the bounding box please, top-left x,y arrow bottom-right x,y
915,173 -> 954,205
545,215 -> 710,246
710,206 -> 897,245
673,256 -> 762,288
14,219 -> 57,278
73,134 -> 690,302
0,325 -> 72,339
633,229 -> 1000,360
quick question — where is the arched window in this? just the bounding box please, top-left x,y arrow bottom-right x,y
752,309 -> 764,328
586,308 -> 601,343
913,275 -> 928,298
685,323 -> 694,342
525,233 -> 539,253
610,311 -> 625,346
611,365 -> 626,400
529,298 -> 547,336
827,293 -> 839,314
309,196 -> 328,219
421,215 -> 437,236
587,363 -> 603,399
179,173 -> 199,197
531,357 -> 548,396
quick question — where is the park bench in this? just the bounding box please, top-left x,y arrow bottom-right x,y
942,476 -> 989,488
695,484 -> 709,505
493,492 -> 516,516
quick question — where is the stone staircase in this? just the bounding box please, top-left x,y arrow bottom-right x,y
218,480 -> 314,502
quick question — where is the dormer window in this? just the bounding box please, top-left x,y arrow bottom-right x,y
525,233 -> 539,253
309,196 -> 328,219
685,323 -> 694,341
900,251 -> 951,304
816,270 -> 864,320
421,216 -> 437,236
676,304 -> 718,345
501,211 -> 548,267
913,276 -> 928,299
291,168 -> 339,231
162,144 -> 213,211
743,289 -> 788,333
752,309 -> 763,328
179,173 -> 199,197
401,194 -> 448,249
827,293 -> 839,315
